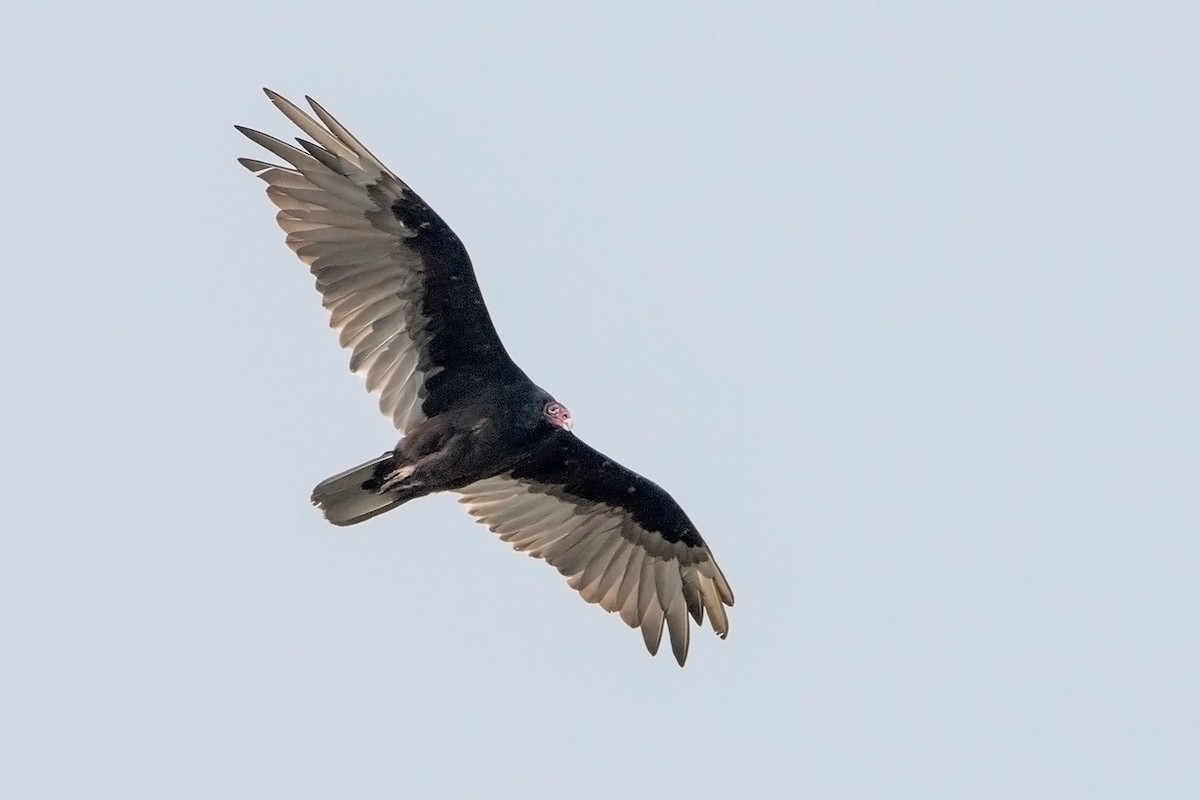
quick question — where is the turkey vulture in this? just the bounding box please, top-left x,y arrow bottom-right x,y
237,89 -> 733,665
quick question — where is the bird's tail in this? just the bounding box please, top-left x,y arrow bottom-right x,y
311,453 -> 417,526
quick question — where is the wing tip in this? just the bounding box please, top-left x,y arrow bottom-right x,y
237,156 -> 272,173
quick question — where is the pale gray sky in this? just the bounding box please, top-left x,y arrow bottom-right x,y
2,2 -> 1197,798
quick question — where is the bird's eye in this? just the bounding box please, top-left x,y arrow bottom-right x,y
543,401 -> 572,430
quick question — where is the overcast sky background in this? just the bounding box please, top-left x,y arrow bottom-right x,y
2,3 -> 1197,798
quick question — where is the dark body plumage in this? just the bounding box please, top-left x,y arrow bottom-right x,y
238,90 -> 732,665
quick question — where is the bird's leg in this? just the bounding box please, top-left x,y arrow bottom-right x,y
376,428 -> 473,494
378,463 -> 420,492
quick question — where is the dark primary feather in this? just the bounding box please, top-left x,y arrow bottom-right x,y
239,89 -> 733,665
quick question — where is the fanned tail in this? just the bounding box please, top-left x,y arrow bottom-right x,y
311,453 -> 415,526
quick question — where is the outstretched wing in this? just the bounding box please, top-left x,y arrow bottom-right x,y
237,89 -> 526,433
457,432 -> 734,666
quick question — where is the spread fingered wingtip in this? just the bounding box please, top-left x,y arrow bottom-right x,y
237,157 -> 273,173
263,88 -> 296,117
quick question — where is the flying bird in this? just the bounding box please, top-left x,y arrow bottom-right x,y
237,89 -> 733,665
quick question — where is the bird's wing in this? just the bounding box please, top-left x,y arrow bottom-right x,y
238,90 -> 525,434
456,432 -> 733,666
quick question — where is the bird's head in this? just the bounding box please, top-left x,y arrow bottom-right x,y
543,400 -> 573,431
